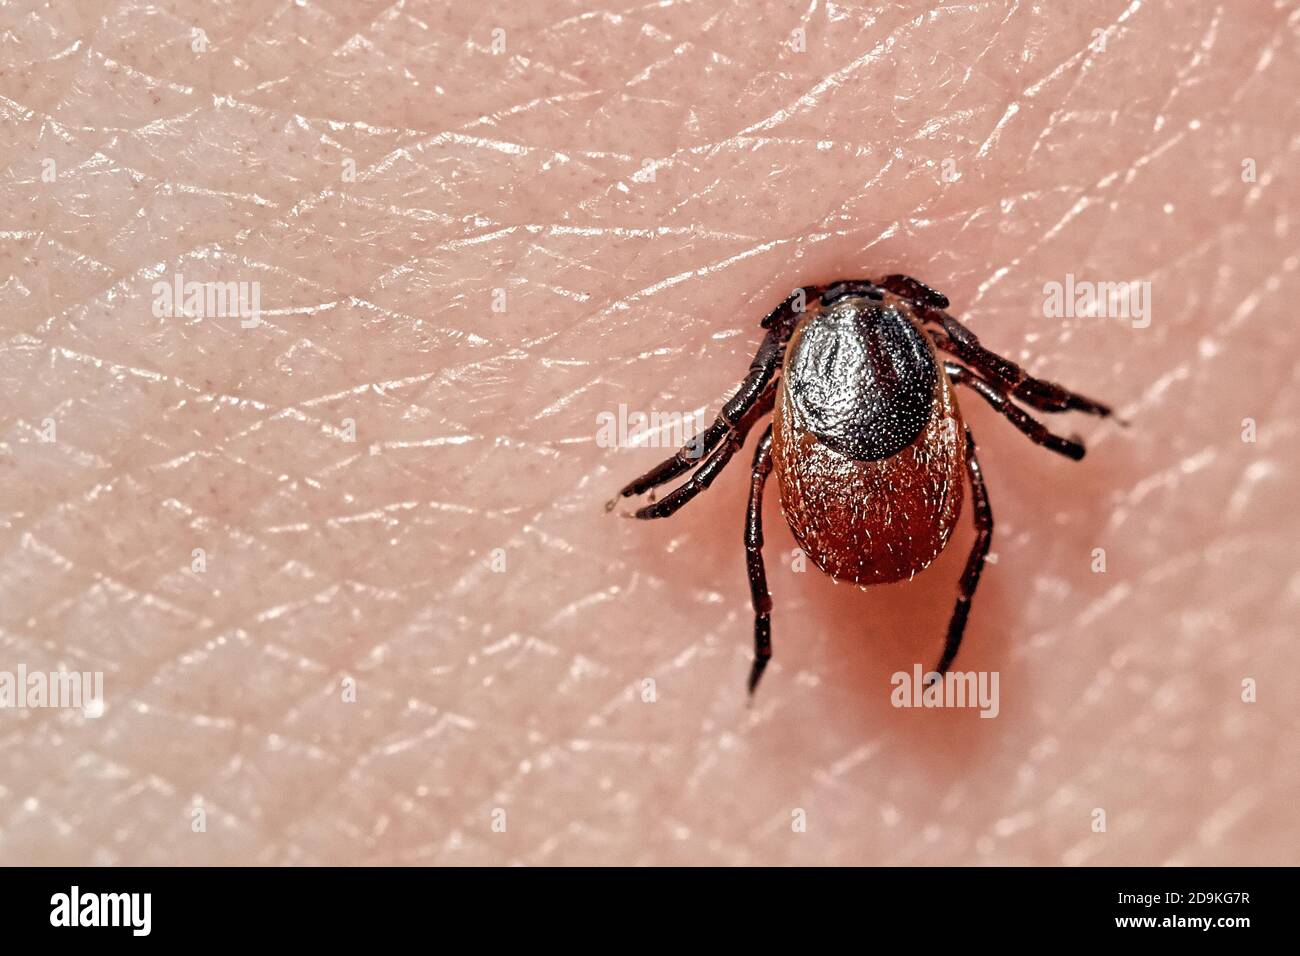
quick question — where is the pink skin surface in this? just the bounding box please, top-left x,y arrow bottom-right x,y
0,1 -> 1296,865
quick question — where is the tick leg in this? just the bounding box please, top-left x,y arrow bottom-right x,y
875,273 -> 950,309
744,423 -> 775,697
609,332 -> 783,506
925,317 -> 1113,417
933,427 -> 993,679
944,361 -> 1086,461
630,389 -> 774,520
877,273 -> 1113,418
612,283 -> 829,508
760,284 -> 829,332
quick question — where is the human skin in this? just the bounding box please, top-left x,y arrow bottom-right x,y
0,0 -> 1296,865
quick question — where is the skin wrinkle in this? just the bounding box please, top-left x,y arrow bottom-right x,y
0,0 -> 1296,865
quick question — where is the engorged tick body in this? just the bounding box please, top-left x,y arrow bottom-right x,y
610,276 -> 1116,695
776,288 -> 964,586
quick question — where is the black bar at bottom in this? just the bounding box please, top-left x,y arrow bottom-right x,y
0,866 -> 1279,941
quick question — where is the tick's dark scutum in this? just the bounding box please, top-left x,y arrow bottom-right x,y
784,299 -> 939,461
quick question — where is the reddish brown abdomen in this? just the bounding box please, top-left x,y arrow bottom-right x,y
772,355 -> 966,586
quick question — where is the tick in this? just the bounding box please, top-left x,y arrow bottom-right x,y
609,275 -> 1117,696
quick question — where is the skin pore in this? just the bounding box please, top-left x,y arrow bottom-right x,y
0,1 -> 1296,864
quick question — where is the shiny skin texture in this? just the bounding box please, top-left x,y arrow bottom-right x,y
773,295 -> 966,586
